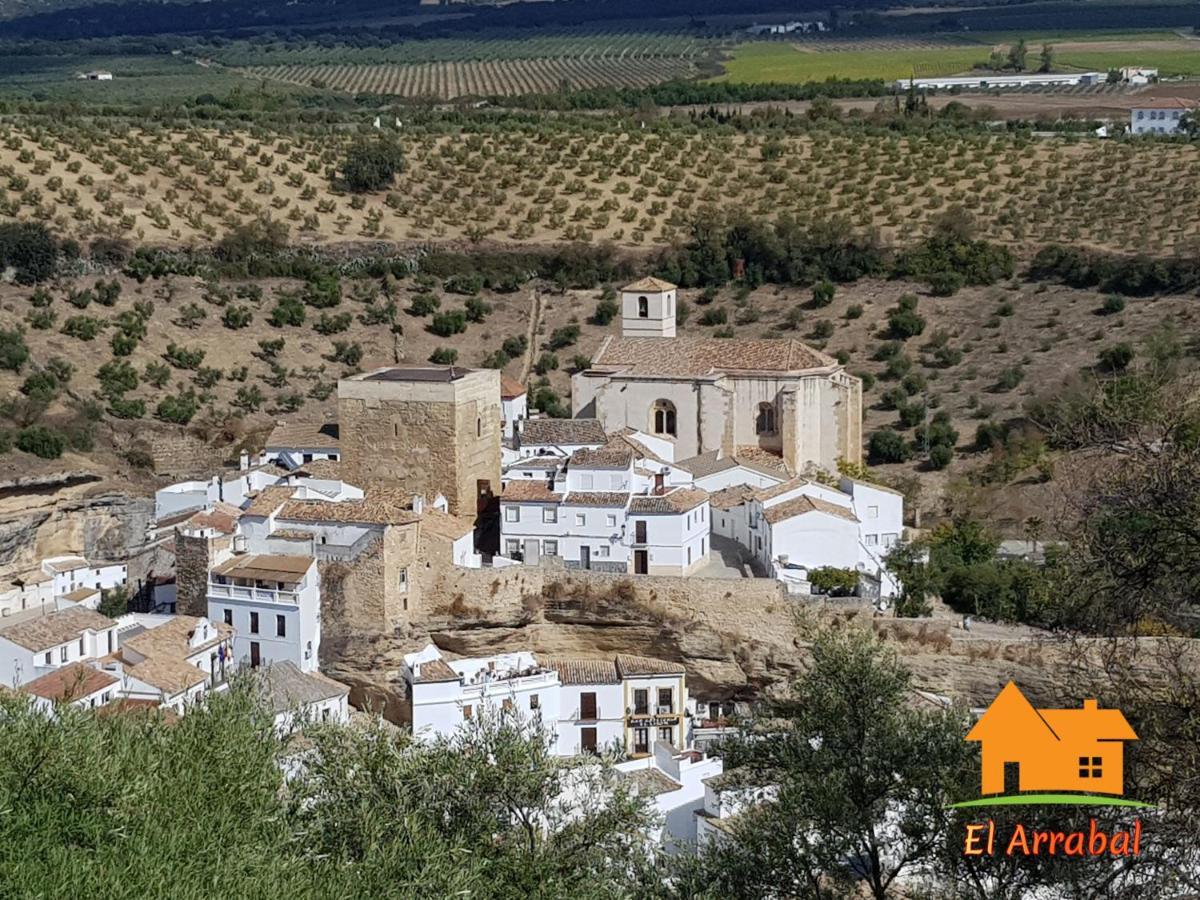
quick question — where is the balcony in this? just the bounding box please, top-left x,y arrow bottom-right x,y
207,581 -> 299,605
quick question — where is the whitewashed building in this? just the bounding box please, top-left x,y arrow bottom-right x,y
513,417 -> 607,459
108,614 -> 234,714
257,660 -> 350,732
695,769 -> 780,848
501,374 -> 528,434
403,645 -> 690,758
263,421 -> 341,470
616,742 -> 723,853
40,556 -> 126,598
0,605 -> 118,688
207,554 -> 321,672
1131,97 -> 1197,135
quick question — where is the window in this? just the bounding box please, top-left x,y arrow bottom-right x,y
60,646 -> 68,663
102,691 -> 112,703
505,539 -> 520,556
634,689 -> 649,715
223,609 -> 233,626
866,534 -> 879,547
504,506 -> 519,522
543,507 -> 558,524
755,402 -> 776,435
79,638 -> 84,656
701,538 -> 706,556
575,513 -> 586,527
303,453 -> 313,463
463,704 -> 473,720
477,417 -> 482,438
276,615 -> 286,637
530,694 -> 540,710
250,612 -> 259,634
543,540 -> 558,557
44,652 -> 51,665
1079,756 -> 1103,779
606,514 -> 617,528
882,533 -> 898,547
398,568 -> 408,593
596,545 -> 610,558
502,698 -> 514,711
867,505 -> 879,519
651,400 -> 677,436
658,726 -> 673,744
579,474 -> 594,490
658,687 -> 673,712
637,295 -> 649,318
687,547 -> 692,565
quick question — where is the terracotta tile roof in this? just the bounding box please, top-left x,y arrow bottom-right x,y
242,485 -> 297,517
544,658 -> 620,685
507,457 -> 564,470
0,607 -> 115,652
763,494 -> 859,525
266,421 -> 340,450
186,502 -> 242,534
562,492 -> 630,507
628,488 -> 709,514
257,661 -> 348,713
412,657 -> 460,683
278,492 -> 420,526
22,662 -> 118,702
676,451 -> 736,478
501,481 -> 561,503
751,477 -> 810,502
615,654 -> 686,677
590,336 -> 837,377
213,554 -> 314,584
570,446 -> 634,470
128,656 -> 207,695
61,587 -> 99,603
1134,96 -> 1198,110
420,510 -> 476,541
733,448 -> 791,475
623,276 -> 677,292
520,418 -> 606,447
500,374 -> 527,399
292,459 -> 342,480
122,615 -> 232,661
709,486 -> 754,511
622,766 -> 682,796
42,556 -> 89,573
606,432 -> 670,467
96,698 -> 179,723
270,529 -> 315,541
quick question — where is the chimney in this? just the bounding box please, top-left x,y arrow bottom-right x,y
412,494 -> 425,514
239,451 -> 249,471
654,472 -> 665,495
1083,699 -> 1098,711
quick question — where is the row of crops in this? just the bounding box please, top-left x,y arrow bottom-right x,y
242,56 -> 700,99
215,31 -> 713,68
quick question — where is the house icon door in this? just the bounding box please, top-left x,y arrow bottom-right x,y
1004,762 -> 1020,795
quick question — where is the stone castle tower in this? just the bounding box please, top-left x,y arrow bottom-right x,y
337,366 -> 501,518
621,277 -> 677,339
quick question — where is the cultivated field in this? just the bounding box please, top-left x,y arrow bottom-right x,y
4,120 -> 1200,253
715,31 -> 1200,84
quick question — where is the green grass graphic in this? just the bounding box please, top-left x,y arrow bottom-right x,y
949,794 -> 1154,810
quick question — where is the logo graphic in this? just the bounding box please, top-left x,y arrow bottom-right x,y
951,681 -> 1152,809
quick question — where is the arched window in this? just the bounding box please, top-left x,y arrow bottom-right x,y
756,402 -> 776,435
638,296 -> 649,318
651,400 -> 677,436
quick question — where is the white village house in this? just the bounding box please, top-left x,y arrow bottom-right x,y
403,645 -> 690,758
1130,97 -> 1197,136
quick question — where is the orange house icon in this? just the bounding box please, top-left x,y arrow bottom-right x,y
966,682 -> 1137,796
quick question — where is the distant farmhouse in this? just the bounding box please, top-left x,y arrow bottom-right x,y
76,70 -> 113,81
1130,97 -> 1198,136
895,71 -> 1105,91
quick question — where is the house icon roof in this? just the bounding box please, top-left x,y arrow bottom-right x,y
967,682 -> 1137,745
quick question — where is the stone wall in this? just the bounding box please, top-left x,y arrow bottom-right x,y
174,531 -> 227,617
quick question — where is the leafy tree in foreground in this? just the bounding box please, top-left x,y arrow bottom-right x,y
341,136 -> 405,193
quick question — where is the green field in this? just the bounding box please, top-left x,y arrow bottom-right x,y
715,33 -> 1200,84
712,43 -> 988,84
0,54 -> 258,102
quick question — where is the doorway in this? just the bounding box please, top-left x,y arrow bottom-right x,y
1003,761 -> 1020,795
580,545 -> 591,570
250,641 -> 261,668
634,550 -> 648,575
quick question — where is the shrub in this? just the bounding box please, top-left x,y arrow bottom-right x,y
268,295 -> 306,328
592,297 -> 619,325
464,296 -> 493,323
429,348 -> 458,365
156,390 -> 199,425
341,136 -> 404,193
808,320 -> 835,341
880,387 -> 908,411
257,338 -> 285,359
844,304 -> 863,320
0,222 -> 60,284
313,312 -> 352,336
194,367 -> 222,390
214,218 -> 289,263
810,280 -> 836,308
233,386 -> 265,412
95,280 -> 121,307
20,371 -> 59,403
223,305 -> 253,329
328,342 -> 362,367
444,273 -> 484,295
26,309 -> 55,330
407,293 -> 440,317
97,359 -> 138,400
887,295 -> 925,339
164,343 -> 205,370
974,421 -> 1008,451
108,397 -> 146,419
302,273 -> 341,309
1097,343 -> 1134,373
16,425 -> 65,459
897,402 -> 927,429
143,362 -> 170,388
808,566 -> 858,596
110,332 -> 138,357
699,307 -> 727,326
993,366 -> 1024,392
501,335 -> 528,359
46,358 -> 73,385
534,352 -> 559,375
868,428 -> 911,464
928,443 -> 954,469
429,310 -> 468,337
0,328 -> 29,372
61,316 -> 101,341
1100,295 -> 1126,315
546,325 -> 580,351
927,270 -> 965,297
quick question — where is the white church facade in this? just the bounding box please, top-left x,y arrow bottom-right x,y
571,279 -> 862,474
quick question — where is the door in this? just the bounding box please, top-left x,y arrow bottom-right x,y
634,727 -> 650,755
580,691 -> 597,720
250,641 -> 261,668
634,550 -> 648,575
581,727 -> 598,754
580,545 -> 591,570
477,480 -> 492,515
1003,761 -> 1020,795
524,539 -> 540,566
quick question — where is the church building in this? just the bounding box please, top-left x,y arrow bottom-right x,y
571,278 -> 862,474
